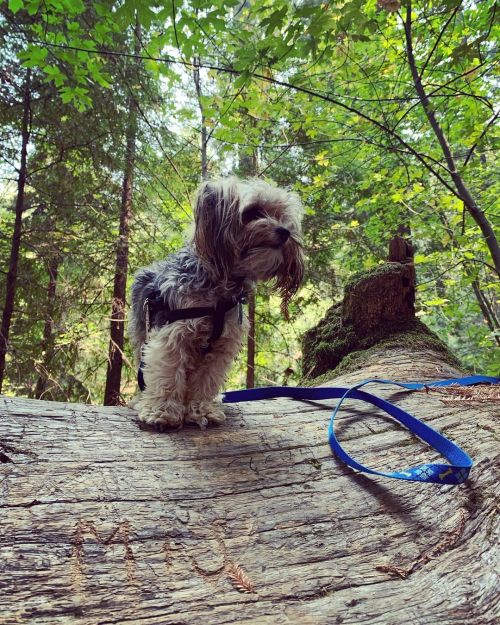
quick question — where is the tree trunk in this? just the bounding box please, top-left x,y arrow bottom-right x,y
0,332 -> 497,623
437,210 -> 499,343
103,25 -> 140,406
239,149 -> 258,388
471,278 -> 500,344
34,255 -> 60,399
193,58 -> 208,180
0,69 -> 31,393
1,248 -> 498,622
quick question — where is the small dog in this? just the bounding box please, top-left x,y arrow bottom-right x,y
129,177 -> 304,430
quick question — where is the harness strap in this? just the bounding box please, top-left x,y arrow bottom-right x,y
138,355 -> 146,392
222,376 -> 499,485
164,305 -> 218,323
137,293 -> 243,391
203,299 -> 241,352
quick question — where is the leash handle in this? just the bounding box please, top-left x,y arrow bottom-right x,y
327,379 -> 473,484
223,376 -> 499,485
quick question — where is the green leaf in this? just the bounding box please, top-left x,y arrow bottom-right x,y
8,0 -> 23,13
59,86 -> 74,104
233,72 -> 251,89
423,298 -> 450,307
25,0 -> 41,15
21,46 -> 48,67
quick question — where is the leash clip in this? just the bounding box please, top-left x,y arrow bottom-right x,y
143,298 -> 150,342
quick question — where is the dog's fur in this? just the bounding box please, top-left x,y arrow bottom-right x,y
129,177 -> 304,430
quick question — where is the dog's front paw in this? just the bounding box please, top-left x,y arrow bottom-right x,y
128,393 -> 141,409
185,400 -> 226,429
135,398 -> 185,431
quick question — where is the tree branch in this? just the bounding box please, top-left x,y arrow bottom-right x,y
463,109 -> 499,167
20,37 -> 466,197
403,2 -> 500,275
418,2 -> 462,80
393,60 -> 494,131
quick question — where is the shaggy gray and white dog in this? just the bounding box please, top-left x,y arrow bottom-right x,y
129,177 -> 304,430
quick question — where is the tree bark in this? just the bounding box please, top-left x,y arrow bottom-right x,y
0,69 -> 31,393
34,254 -> 60,399
404,3 -> 500,276
238,149 -> 258,388
0,340 -> 497,623
245,291 -> 256,388
103,24 -> 140,406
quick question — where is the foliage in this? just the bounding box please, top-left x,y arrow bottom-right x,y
0,0 -> 498,402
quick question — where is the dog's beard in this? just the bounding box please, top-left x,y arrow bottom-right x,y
235,247 -> 283,282
234,237 -> 304,318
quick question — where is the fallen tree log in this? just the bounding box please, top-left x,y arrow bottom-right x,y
1,262 -> 498,624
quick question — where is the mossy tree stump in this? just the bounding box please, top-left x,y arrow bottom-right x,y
302,240 -> 457,383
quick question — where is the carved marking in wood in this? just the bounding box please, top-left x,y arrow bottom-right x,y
71,520 -> 136,591
189,521 -> 228,579
70,518 -> 257,595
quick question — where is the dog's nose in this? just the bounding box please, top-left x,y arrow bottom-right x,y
275,227 -> 290,243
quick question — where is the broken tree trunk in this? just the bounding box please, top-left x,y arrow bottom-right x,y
1,260 -> 498,625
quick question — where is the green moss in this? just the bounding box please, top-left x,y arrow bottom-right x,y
302,303 -> 347,377
302,327 -> 461,386
344,262 -> 405,293
303,314 -> 422,380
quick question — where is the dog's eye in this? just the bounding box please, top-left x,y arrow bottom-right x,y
242,207 -> 265,224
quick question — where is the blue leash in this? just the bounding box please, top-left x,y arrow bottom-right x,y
223,375 -> 499,485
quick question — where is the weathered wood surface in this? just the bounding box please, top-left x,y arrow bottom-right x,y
0,348 -> 498,625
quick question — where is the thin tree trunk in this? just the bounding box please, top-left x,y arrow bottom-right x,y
193,58 -> 208,180
437,212 -> 499,344
34,255 -> 60,399
471,278 -> 500,346
404,3 -> 500,275
103,24 -> 140,406
0,69 -> 31,393
246,292 -> 256,388
239,148 -> 258,388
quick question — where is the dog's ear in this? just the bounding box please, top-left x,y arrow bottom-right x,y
193,179 -> 240,280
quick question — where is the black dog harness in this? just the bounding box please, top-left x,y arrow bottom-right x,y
137,290 -> 245,392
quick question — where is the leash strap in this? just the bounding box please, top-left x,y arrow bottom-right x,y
222,376 -> 499,485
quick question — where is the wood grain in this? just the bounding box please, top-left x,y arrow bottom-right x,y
1,348 -> 498,624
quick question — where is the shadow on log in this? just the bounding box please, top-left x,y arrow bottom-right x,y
0,239 -> 498,624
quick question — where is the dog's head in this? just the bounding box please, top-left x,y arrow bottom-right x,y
193,177 -> 305,313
